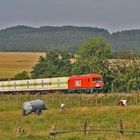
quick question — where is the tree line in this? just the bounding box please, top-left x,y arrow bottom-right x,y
13,36 -> 140,93
1,25 -> 140,53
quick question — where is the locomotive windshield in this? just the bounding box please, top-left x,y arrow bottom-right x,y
92,78 -> 102,82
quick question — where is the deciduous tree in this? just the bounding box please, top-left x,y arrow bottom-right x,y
31,51 -> 73,78
72,36 -> 111,74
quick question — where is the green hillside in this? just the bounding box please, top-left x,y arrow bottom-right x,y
110,30 -> 140,51
0,25 -> 140,52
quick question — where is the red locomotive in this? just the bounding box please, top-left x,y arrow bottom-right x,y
68,74 -> 104,93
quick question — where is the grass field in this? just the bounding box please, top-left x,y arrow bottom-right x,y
0,52 -> 45,79
0,93 -> 140,140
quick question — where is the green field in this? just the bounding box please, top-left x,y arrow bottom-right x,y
0,93 -> 140,140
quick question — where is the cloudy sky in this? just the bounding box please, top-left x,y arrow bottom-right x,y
0,0 -> 140,32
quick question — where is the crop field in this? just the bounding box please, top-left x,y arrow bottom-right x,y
0,52 -> 45,79
0,52 -> 139,80
0,93 -> 140,140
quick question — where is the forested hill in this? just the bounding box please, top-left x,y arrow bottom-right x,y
0,25 -> 140,52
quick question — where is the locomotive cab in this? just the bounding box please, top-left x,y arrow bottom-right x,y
91,76 -> 104,92
68,74 -> 104,93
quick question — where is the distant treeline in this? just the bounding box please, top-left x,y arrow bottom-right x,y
0,25 -> 140,53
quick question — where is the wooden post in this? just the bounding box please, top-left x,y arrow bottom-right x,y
50,125 -> 56,137
84,118 -> 88,135
86,126 -> 91,135
119,120 -> 124,137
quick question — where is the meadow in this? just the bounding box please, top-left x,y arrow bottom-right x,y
0,93 -> 140,140
0,52 -> 45,79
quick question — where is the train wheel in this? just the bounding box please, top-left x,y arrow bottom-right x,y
95,89 -> 100,94
85,89 -> 90,94
90,89 -> 94,94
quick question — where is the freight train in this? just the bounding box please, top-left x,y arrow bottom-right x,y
0,73 -> 104,94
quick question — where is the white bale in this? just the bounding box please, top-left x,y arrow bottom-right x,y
22,99 -> 46,115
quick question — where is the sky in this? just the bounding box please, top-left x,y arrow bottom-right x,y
0,0 -> 140,32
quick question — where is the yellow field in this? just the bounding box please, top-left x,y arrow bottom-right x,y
0,52 -> 45,79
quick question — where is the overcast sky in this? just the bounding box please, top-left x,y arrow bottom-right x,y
0,0 -> 140,32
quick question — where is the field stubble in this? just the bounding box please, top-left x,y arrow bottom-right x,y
0,52 -> 45,78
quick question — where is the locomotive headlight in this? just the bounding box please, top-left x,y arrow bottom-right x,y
95,83 -> 100,87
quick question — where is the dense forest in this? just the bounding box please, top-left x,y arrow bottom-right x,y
0,25 -> 140,52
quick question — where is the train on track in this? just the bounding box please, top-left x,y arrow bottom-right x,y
0,73 -> 104,94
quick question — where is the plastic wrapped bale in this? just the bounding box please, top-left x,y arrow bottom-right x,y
22,99 -> 47,116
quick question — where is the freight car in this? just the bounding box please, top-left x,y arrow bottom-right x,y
0,73 -> 104,94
